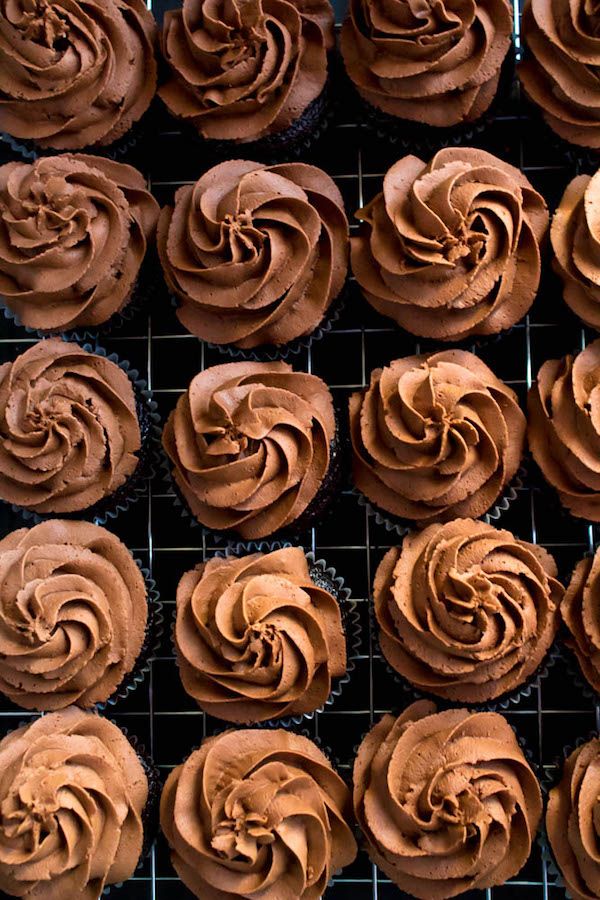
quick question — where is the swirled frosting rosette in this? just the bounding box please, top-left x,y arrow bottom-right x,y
160,728 -> 357,899
351,148 -> 549,341
374,518 -> 562,703
354,700 -> 542,899
562,547 -> 600,695
0,155 -> 159,334
349,350 -> 526,526
341,0 -> 512,128
162,361 -> 337,539
0,0 -> 157,152
0,338 -> 142,515
158,160 -> 348,350
158,0 -> 334,144
0,707 -> 149,899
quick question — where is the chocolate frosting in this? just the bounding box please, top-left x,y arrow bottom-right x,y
340,0 -> 512,126
354,700 -> 542,899
159,0 -> 334,142
0,0 -> 157,151
351,148 -> 549,340
175,547 -> 346,722
0,154 -> 159,332
375,518 -> 562,702
519,0 -> 600,149
161,728 -> 357,899
0,338 -> 141,514
0,706 -> 148,899
349,349 -> 526,524
158,160 -> 348,348
0,519 -> 147,710
528,338 -> 600,521
562,548 -> 600,695
162,360 -> 335,539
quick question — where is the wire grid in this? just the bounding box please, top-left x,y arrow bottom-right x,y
0,0 -> 597,896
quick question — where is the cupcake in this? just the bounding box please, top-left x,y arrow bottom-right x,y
158,159 -> 348,352
374,518 -> 562,703
0,155 -> 159,335
161,728 -> 357,899
349,349 -> 526,528
0,0 -> 157,153
0,707 -> 149,898
528,338 -> 600,521
162,360 -> 338,539
562,547 -> 600,695
354,700 -> 542,899
158,0 -> 334,153
351,148 -> 549,341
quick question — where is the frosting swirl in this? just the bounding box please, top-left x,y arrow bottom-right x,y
0,706 -> 148,899
341,0 -> 512,126
158,160 -> 348,348
562,548 -> 600,694
0,519 -> 147,710
0,338 -> 141,514
528,338 -> 600,521
159,0 -> 334,142
175,547 -> 346,722
0,0 -> 157,151
161,728 -> 357,899
162,361 -> 336,539
351,148 -> 549,340
374,518 -> 562,702
354,700 -> 542,899
349,349 -> 526,524
0,154 -> 159,333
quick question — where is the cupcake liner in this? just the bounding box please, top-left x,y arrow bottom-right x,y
516,93 -> 600,176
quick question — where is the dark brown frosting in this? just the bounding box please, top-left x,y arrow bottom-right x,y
351,148 -> 549,340
0,338 -> 141,514
161,728 -> 357,899
158,160 -> 348,348
0,0 -> 157,151
528,338 -> 600,521
562,548 -> 600,694
519,0 -> 600,149
0,706 -> 148,899
349,349 -> 526,524
341,0 -> 512,126
354,700 -> 542,899
159,0 -> 334,142
375,518 -> 562,702
175,546 -> 346,722
162,360 -> 335,539
0,154 -> 159,332
0,519 -> 147,710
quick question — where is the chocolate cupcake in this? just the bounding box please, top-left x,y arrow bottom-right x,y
0,155 -> 159,336
562,547 -> 600,695
374,518 -> 562,703
162,360 -> 338,540
354,700 -> 542,899
351,148 -> 549,341
349,350 -> 526,528
161,728 -> 357,899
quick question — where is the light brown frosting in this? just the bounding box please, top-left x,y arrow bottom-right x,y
375,518 -> 562,702
161,728 -> 357,899
162,361 -> 336,539
528,338 -> 600,521
0,0 -> 157,151
158,160 -> 348,348
351,148 -> 549,340
0,154 -> 159,333
0,519 -> 147,710
562,548 -> 600,694
159,0 -> 334,142
341,0 -> 512,126
175,547 -> 346,723
349,349 -> 526,524
519,0 -> 600,149
354,700 -> 542,899
0,338 -> 141,514
0,706 -> 148,899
